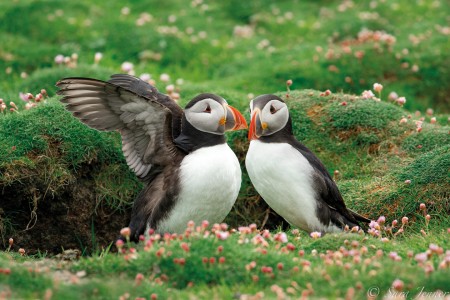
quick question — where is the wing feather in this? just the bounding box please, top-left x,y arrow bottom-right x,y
288,137 -> 365,225
56,75 -> 183,180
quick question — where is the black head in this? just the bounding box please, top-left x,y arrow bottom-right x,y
175,93 -> 247,152
184,93 -> 247,135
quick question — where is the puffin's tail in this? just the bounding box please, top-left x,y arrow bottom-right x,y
348,209 -> 371,224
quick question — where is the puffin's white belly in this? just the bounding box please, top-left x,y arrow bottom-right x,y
246,140 -> 339,232
156,143 -> 241,233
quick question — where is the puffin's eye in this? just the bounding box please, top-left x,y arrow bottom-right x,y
270,105 -> 277,114
204,104 -> 211,113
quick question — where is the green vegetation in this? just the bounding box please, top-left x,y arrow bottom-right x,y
0,0 -> 449,298
0,0 -> 449,111
1,226 -> 449,299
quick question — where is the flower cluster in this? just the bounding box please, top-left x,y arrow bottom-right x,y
54,53 -> 78,68
233,25 -> 254,39
0,89 -> 48,114
53,52 -> 185,102
358,82 -> 413,109
357,28 -> 396,46
365,215 -> 411,240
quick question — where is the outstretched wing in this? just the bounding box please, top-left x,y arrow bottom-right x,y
56,75 -> 183,181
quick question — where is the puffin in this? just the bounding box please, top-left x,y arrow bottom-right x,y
245,94 -> 369,233
56,74 -> 247,241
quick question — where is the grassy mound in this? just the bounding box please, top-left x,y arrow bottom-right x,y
0,101 -> 140,253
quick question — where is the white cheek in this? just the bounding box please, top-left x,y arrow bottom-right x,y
186,111 -> 222,134
263,107 -> 289,134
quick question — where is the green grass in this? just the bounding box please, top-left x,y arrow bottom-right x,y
0,0 -> 449,111
1,227 -> 449,299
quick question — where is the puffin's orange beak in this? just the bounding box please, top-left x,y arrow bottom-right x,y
225,105 -> 248,131
248,109 -> 262,140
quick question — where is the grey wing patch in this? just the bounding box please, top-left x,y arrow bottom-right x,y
121,129 -> 152,178
56,77 -> 178,180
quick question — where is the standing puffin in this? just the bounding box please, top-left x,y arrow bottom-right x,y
56,74 -> 247,241
245,94 -> 369,233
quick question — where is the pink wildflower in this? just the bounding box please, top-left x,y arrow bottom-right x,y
115,239 -> 124,249
216,231 -> 229,240
238,226 -> 251,234
94,52 -> 103,64
373,83 -> 383,93
201,220 -> 210,228
180,242 -> 190,252
139,73 -> 151,82
396,97 -> 406,105
135,273 -> 144,286
166,84 -> 175,93
388,92 -> 399,101
361,90 -> 375,99
275,232 -> 288,243
392,279 -> 404,291
249,223 -> 258,232
54,54 -> 64,64
310,232 -> 321,239
160,73 -> 170,82
121,62 -> 134,73
120,227 -> 131,238
415,252 -> 427,263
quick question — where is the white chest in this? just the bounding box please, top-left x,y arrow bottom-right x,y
156,143 -> 241,233
246,140 -> 335,232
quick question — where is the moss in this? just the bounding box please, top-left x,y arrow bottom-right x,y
340,146 -> 450,225
398,145 -> 450,185
327,99 -> 404,130
402,126 -> 450,153
0,98 -> 124,168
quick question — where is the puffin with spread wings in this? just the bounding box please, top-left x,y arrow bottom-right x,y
57,74 -> 247,241
245,94 -> 369,233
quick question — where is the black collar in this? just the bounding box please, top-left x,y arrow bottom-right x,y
174,117 -> 225,153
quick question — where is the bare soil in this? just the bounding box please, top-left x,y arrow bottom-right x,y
0,167 -> 130,255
